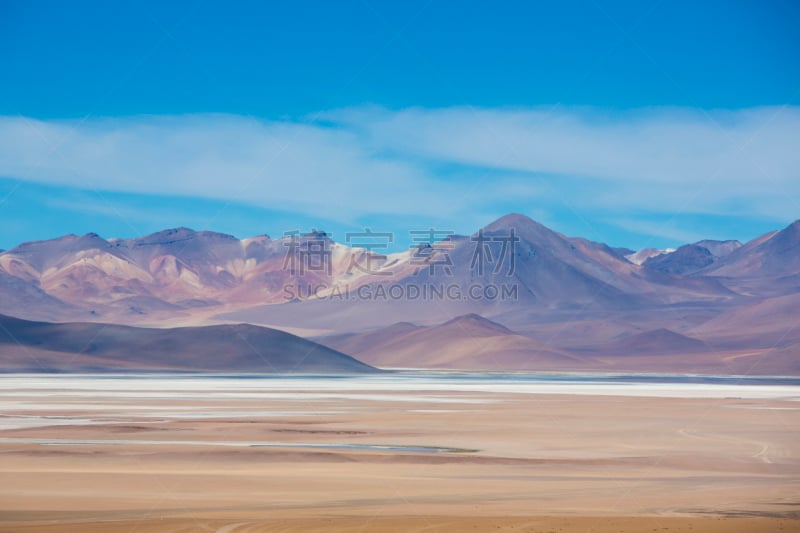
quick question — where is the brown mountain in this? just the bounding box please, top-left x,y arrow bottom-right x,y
319,313 -> 595,370
0,313 -> 377,373
605,328 -> 709,356
0,228 -> 351,323
641,239 -> 742,276
703,220 -> 800,279
643,244 -> 717,276
688,293 -> 800,351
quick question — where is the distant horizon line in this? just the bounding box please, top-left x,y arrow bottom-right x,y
4,213 -> 796,255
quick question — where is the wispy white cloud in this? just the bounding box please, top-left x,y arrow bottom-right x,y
0,106 -> 797,234
609,217 -> 711,245
323,105 -> 800,217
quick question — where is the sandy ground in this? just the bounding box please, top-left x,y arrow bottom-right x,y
0,376 -> 798,532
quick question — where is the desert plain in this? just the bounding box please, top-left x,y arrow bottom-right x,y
0,374 -> 798,532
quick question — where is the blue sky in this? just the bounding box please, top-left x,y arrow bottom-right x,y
0,0 -> 798,251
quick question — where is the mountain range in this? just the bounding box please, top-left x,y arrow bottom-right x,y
1,214 -> 797,374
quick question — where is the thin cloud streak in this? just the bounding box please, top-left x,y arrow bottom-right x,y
0,106 -> 797,232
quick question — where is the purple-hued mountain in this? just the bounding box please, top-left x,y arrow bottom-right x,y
1,214 -> 798,374
0,313 -> 377,373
